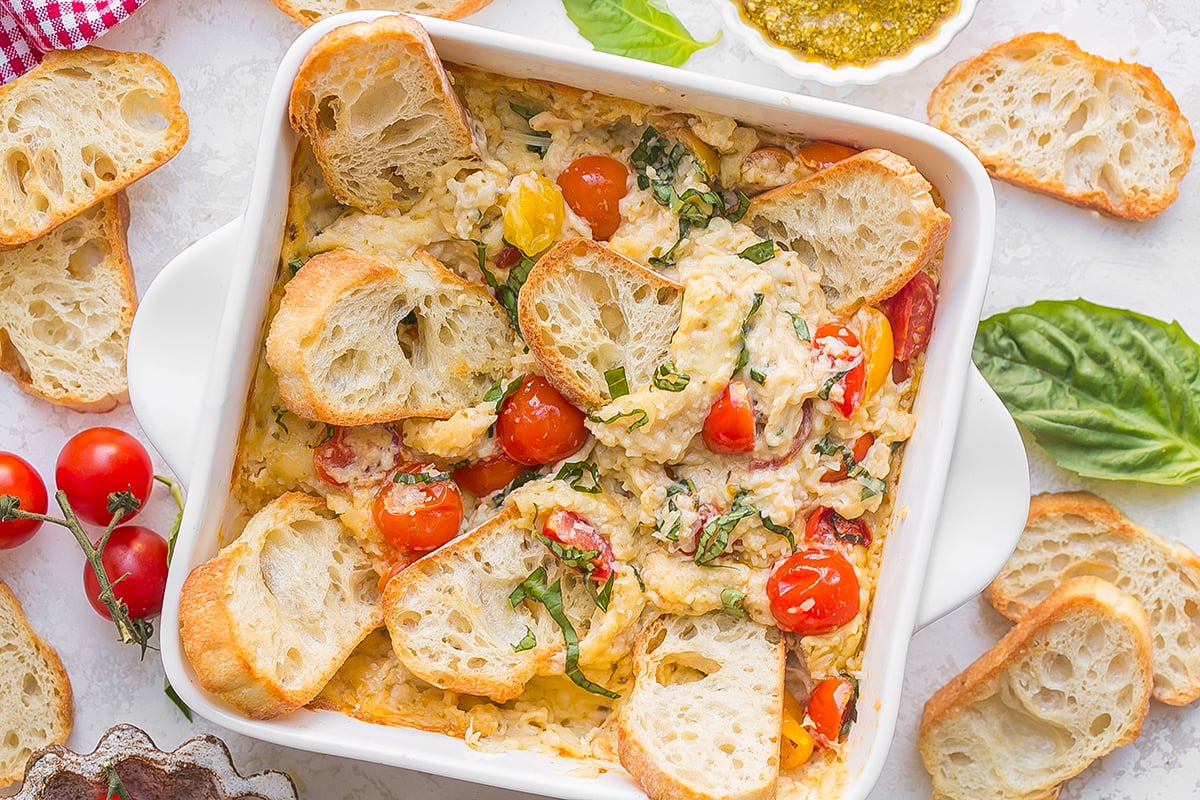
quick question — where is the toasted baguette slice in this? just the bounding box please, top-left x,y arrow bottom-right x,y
0,47 -> 188,247
987,491 -> 1200,705
178,493 -> 382,719
271,0 -> 492,26
744,149 -> 950,314
0,580 -> 72,786
920,577 -> 1152,800
618,613 -> 783,800
928,32 -> 1194,220
0,195 -> 135,411
265,247 -> 513,425
518,238 -> 684,408
288,14 -> 480,213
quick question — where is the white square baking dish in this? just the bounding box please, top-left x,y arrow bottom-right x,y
128,12 -> 1026,799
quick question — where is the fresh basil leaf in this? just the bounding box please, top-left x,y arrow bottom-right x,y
788,312 -> 811,343
739,240 -> 776,264
653,361 -> 691,392
587,408 -> 649,431
605,366 -> 630,399
554,460 -> 603,494
509,567 -> 619,698
512,626 -> 537,652
721,587 -> 748,616
974,299 -> 1200,485
561,0 -> 719,67
393,470 -> 452,484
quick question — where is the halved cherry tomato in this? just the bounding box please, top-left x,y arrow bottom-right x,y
859,307 -> 894,399
373,464 -> 464,555
797,141 -> 859,171
0,452 -> 48,547
880,271 -> 937,362
453,453 -> 526,496
313,425 -> 402,489
812,324 -> 865,418
820,433 -> 875,483
702,381 -> 756,454
806,676 -> 859,747
495,244 -> 522,271
504,173 -> 565,256
767,548 -> 860,634
540,509 -> 614,582
780,689 -> 815,768
496,376 -> 589,466
556,155 -> 629,240
804,506 -> 872,547
55,428 -> 154,525
82,525 -> 169,619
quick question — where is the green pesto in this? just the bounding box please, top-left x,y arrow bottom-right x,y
741,0 -> 959,65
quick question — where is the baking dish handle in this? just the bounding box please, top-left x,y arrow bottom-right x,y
128,217 -> 243,487
914,366 -> 1029,631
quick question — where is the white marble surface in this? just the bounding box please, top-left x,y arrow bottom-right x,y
1,0 -> 1198,797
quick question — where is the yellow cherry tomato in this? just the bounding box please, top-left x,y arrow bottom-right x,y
780,690 -> 815,769
503,173 -> 565,256
860,306 -> 894,399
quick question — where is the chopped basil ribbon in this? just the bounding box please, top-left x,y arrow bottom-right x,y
756,509 -> 795,549
272,407 -> 289,434
604,366 -> 630,399
813,434 -> 886,499
788,312 -> 811,342
512,626 -> 537,652
509,567 -> 619,698
484,374 -> 524,408
721,588 -> 748,616
474,239 -> 536,334
285,257 -> 306,278
838,672 -> 861,739
818,368 -> 850,401
727,192 -> 750,223
554,461 -> 603,494
694,504 -> 757,565
393,470 -> 452,484
509,102 -> 552,156
749,368 -> 767,385
318,423 -> 335,446
735,292 -> 765,374
738,240 -> 776,264
587,408 -> 649,431
652,361 -> 691,392
493,469 -> 541,506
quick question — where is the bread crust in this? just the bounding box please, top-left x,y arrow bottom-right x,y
919,577 -> 1152,800
928,32 -> 1194,220
287,14 -> 480,213
270,0 -> 493,26
0,193 -> 136,411
0,47 -> 188,247
178,493 -> 382,719
0,580 -> 73,785
746,148 -> 950,314
518,238 -> 683,408
986,490 -> 1200,705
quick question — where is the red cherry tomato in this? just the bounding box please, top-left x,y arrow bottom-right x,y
804,507 -> 872,547
703,381 -> 756,454
453,453 -> 527,496
806,676 -> 859,747
312,425 -> 402,489
767,548 -> 860,634
55,428 -> 153,526
82,525 -> 168,619
556,154 -> 629,241
540,509 -> 614,582
880,271 -> 937,362
496,376 -> 589,466
0,452 -> 48,547
812,324 -> 865,418
373,464 -> 464,555
820,433 -> 875,483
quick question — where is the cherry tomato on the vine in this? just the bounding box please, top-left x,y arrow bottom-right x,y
82,525 -> 169,619
55,428 -> 153,526
540,509 -> 614,581
880,271 -> 937,363
806,676 -> 859,747
373,464 -> 464,555
812,324 -> 865,418
703,381 -> 756,454
804,506 -> 872,547
453,453 -> 527,497
496,376 -> 589,466
767,548 -> 860,634
0,452 -> 48,547
556,155 -> 629,241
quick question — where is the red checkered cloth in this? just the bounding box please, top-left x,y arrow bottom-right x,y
1,0 -> 148,84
